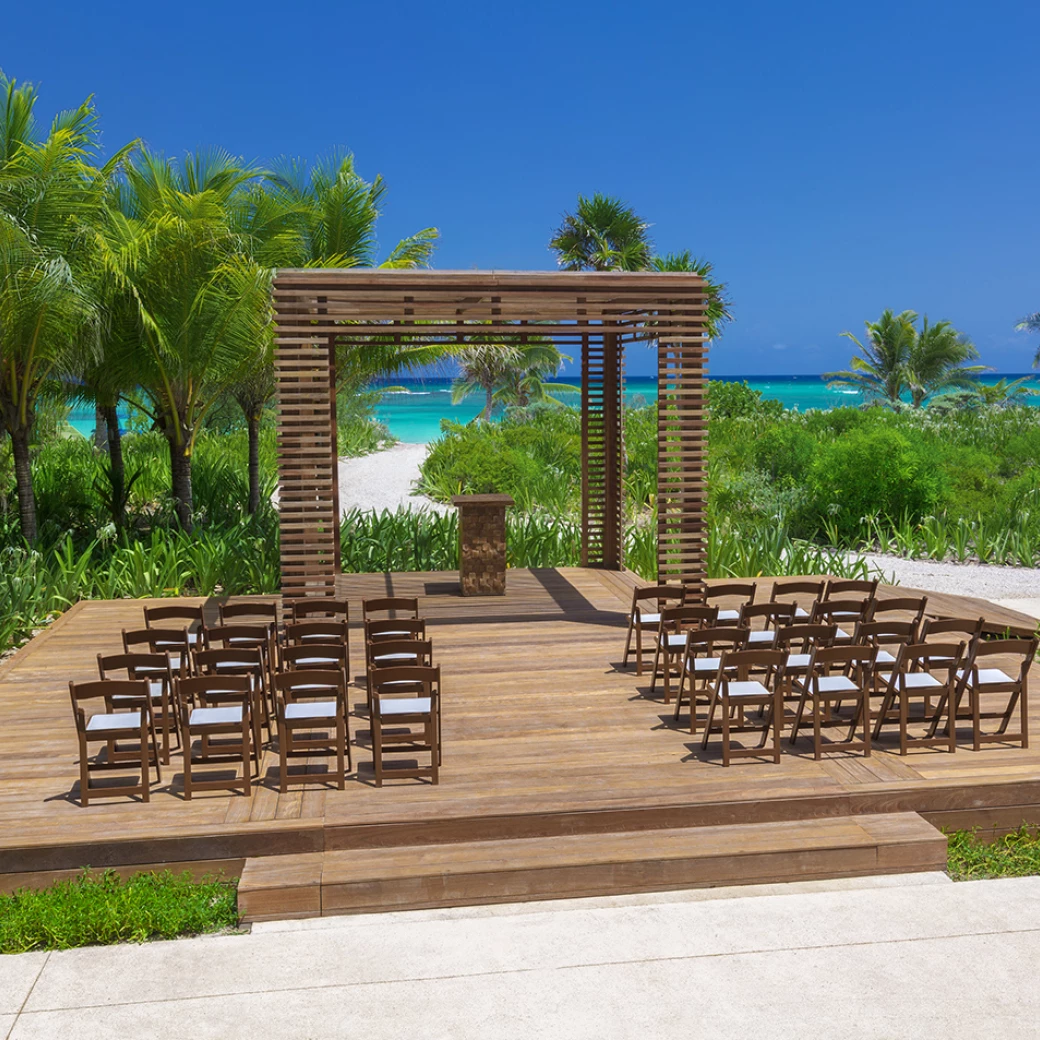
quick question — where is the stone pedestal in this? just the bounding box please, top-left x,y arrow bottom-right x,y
451,494 -> 514,596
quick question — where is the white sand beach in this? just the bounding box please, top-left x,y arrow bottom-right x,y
337,443 -> 447,515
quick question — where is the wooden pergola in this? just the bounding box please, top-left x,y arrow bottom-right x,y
272,270 -> 708,599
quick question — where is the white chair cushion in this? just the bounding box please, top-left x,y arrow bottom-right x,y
747,630 -> 776,645
372,652 -> 419,663
687,656 -> 724,673
725,680 -> 771,698
658,633 -> 688,649
189,706 -> 243,726
878,672 -> 942,690
294,656 -> 339,667
378,697 -> 432,716
285,701 -> 339,720
186,631 -> 200,646
794,607 -> 810,618
375,629 -> 413,639
716,608 -> 740,622
875,649 -> 897,665
785,653 -> 811,669
638,611 -> 662,625
215,660 -> 258,671
86,711 -> 142,732
814,675 -> 858,694
957,667 -> 1015,686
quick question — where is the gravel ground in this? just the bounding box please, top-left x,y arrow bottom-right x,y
337,443 -> 447,515
862,552 -> 1040,602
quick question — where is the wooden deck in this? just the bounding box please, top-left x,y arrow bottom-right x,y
1,568 -> 1037,905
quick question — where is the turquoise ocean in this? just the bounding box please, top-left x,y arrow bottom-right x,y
65,374 -> 1040,444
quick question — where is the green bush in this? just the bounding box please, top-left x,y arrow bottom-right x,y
707,379 -> 784,419
751,425 -> 815,484
947,827 -> 1040,881
0,869 -> 239,953
806,427 -> 946,536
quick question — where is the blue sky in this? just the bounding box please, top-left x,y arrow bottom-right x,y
5,0 -> 1039,378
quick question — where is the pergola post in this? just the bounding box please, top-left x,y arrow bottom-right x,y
656,322 -> 708,590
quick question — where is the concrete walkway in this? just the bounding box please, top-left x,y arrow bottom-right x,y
5,872 -> 1040,1038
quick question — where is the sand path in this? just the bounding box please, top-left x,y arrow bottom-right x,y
337,443 -> 448,515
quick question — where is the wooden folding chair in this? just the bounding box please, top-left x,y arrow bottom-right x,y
810,598 -> 875,642
790,645 -> 877,759
367,638 -> 435,711
737,602 -> 797,648
702,581 -> 757,624
218,602 -> 280,670
369,664 -> 441,786
281,643 -> 351,693
363,596 -> 420,622
283,620 -> 350,678
870,595 -> 928,635
290,598 -> 350,623
934,637 -> 1038,750
364,618 -> 427,675
123,627 -> 194,678
621,584 -> 685,675
649,604 -> 718,702
69,679 -> 160,805
274,669 -> 351,791
194,646 -> 270,739
874,642 -> 965,754
823,577 -> 880,600
774,622 -> 838,699
769,579 -> 827,620
673,626 -> 748,734
143,603 -> 206,650
701,649 -> 787,765
177,675 -> 257,798
98,651 -> 179,764
854,620 -> 918,690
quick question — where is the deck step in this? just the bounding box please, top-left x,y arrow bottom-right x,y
238,811 -> 947,923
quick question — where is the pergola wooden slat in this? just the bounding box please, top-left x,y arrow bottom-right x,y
273,270 -> 708,599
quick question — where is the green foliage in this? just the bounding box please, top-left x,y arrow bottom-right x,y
947,827 -> 1040,881
706,379 -> 783,420
806,427 -> 946,537
0,869 -> 239,953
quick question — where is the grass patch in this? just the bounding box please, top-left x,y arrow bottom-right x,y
0,869 -> 240,953
947,827 -> 1040,881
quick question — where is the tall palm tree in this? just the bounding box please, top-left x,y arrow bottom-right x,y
905,317 -> 985,407
549,195 -> 734,341
825,309 -> 917,406
106,149 -> 267,530
973,376 -> 1039,408
1015,312 -> 1040,367
0,72 -> 129,541
451,343 -> 522,420
451,337 -> 571,419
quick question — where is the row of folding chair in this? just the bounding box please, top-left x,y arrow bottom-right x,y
623,578 -> 882,674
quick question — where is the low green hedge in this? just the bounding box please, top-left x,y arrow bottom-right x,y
947,827 -> 1040,881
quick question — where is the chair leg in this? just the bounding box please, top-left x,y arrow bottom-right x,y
139,722 -> 150,802
773,689 -> 783,764
373,716 -> 383,787
635,626 -> 644,676
78,735 -> 91,807
721,695 -> 731,767
622,618 -> 635,668
336,718 -> 346,790
279,722 -> 288,794
429,715 -> 439,785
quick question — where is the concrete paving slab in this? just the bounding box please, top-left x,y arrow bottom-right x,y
9,929 -> 1040,1040
0,1015 -> 16,1040
21,876 -> 1040,1013
0,954 -> 47,1015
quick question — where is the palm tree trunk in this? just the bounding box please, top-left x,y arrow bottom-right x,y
102,404 -> 126,530
247,413 -> 261,515
10,426 -> 37,543
483,387 -> 494,421
168,438 -> 193,532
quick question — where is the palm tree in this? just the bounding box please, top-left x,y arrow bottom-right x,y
549,195 -> 734,340
549,193 -> 652,272
1015,312 -> 1040,367
825,309 -> 917,406
451,343 -> 522,420
105,149 -> 267,530
0,73 -> 128,541
905,317 -> 986,407
452,337 -> 571,418
973,376 -> 1039,407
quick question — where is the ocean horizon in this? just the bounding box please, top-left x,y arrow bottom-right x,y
366,373 -> 1040,444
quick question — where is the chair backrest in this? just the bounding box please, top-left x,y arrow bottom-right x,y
144,604 -> 205,629
176,674 -> 252,709
811,598 -> 875,625
684,627 -> 749,655
718,648 -> 786,683
774,623 -> 837,653
824,578 -> 879,599
122,628 -> 191,665
631,584 -> 685,611
362,596 -> 420,620
368,638 -> 435,669
704,582 -> 757,605
280,643 -> 349,671
194,647 -> 265,675
69,679 -> 150,731
871,596 -> 928,630
919,616 -> 984,642
289,598 -> 350,623
273,669 -> 346,704
97,651 -> 172,682
891,641 -> 966,676
206,624 -> 271,649
854,619 -> 918,648
365,618 -> 427,643
807,644 -> 878,673
769,579 -> 826,607
218,601 -> 278,625
658,604 -> 718,632
738,602 -> 796,630
283,620 -> 349,646
369,664 -> 440,698
961,637 -> 1040,684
